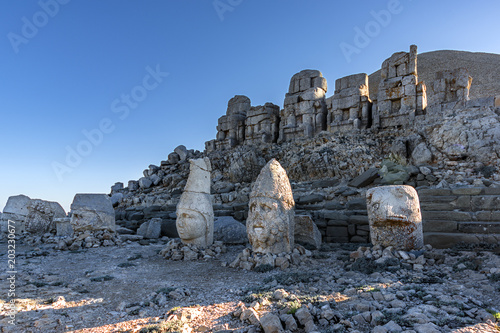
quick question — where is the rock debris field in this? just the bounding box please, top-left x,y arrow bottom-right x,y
1,238 -> 499,333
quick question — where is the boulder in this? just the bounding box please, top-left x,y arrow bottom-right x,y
259,312 -> 284,333
168,152 -> 180,164
137,218 -> 162,239
111,193 -> 124,206
139,177 -> 152,189
294,215 -> 321,250
174,145 -> 188,161
70,194 -> 115,232
411,142 -> 433,165
214,216 -> 247,244
3,194 -> 31,217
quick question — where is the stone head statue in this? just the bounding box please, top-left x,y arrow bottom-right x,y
247,158 -> 295,254
176,158 -> 214,248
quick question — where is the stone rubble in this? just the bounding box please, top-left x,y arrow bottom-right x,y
159,238 -> 227,261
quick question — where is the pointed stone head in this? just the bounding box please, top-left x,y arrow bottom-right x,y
176,158 -> 214,248
247,159 -> 295,254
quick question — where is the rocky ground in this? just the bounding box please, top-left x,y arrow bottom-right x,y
1,238 -> 499,333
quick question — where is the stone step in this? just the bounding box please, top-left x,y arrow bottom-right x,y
421,211 -> 473,221
424,232 -> 500,249
457,221 -> 500,234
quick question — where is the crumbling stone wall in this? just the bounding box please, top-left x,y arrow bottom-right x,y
280,70 -> 328,142
373,45 -> 427,129
327,73 -> 372,132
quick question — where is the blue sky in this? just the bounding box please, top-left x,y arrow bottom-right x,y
1,0 -> 499,212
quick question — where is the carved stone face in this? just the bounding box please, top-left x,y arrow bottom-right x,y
176,208 -> 207,243
247,197 -> 293,254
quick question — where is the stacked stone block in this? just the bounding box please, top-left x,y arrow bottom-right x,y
244,103 -> 280,145
215,95 -> 250,150
327,73 -> 372,132
279,70 -> 328,142
373,45 -> 427,128
428,68 -> 472,107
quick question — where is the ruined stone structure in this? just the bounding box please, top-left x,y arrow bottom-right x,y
366,185 -> 424,250
244,103 -> 280,145
213,95 -> 249,150
280,70 -> 328,141
247,159 -> 295,254
427,68 -> 473,107
373,45 -> 427,129
176,158 -> 214,248
327,73 -> 372,132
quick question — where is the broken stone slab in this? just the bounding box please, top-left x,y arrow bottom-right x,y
120,234 -> 144,242
366,185 -> 424,250
70,194 -> 116,232
294,215 -> 322,250
214,216 -> 247,244
24,199 -> 66,234
348,168 -> 380,188
54,217 -> 73,237
3,194 -> 31,217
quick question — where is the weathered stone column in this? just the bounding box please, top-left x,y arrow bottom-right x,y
247,158 -> 295,253
176,157 -> 214,248
366,185 -> 423,250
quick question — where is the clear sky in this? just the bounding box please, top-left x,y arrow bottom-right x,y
1,0 -> 499,212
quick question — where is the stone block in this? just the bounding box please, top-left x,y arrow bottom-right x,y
349,215 -> 369,225
476,211 -> 500,221
471,196 -> 500,211
54,217 -> 73,237
458,222 -> 500,234
421,211 -> 472,222
424,232 -> 500,249
422,220 -> 457,232
214,216 -> 247,244
451,187 -> 483,195
327,226 -> 348,237
70,194 -> 115,232
294,215 -> 322,249
348,168 -> 380,188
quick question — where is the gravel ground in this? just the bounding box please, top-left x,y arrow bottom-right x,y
0,238 -> 499,333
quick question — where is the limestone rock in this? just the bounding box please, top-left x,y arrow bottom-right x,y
174,145 -> 188,161
3,194 -> 31,217
259,312 -> 284,333
25,199 -> 65,234
137,218 -> 162,239
247,159 -> 295,254
176,158 -> 214,248
70,194 -> 116,232
294,215 -> 321,250
139,177 -> 152,189
366,185 -> 423,250
54,217 -> 73,237
111,182 -> 123,193
411,142 -> 433,165
214,216 -> 247,244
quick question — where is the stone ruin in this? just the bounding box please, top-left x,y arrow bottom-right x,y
0,195 -> 66,235
280,70 -> 328,141
373,44 -> 427,129
327,73 -> 371,132
204,45 -> 453,148
206,96 -> 281,152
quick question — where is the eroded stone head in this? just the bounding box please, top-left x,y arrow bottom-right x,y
366,185 -> 423,250
176,158 -> 214,248
247,159 -> 295,254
